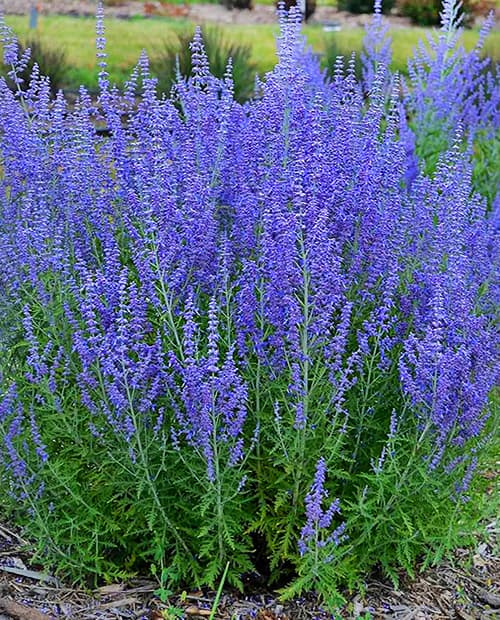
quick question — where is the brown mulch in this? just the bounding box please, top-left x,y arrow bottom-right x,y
0,518 -> 498,620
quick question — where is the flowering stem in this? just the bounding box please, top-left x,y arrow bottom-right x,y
292,232 -> 311,513
121,361 -> 191,557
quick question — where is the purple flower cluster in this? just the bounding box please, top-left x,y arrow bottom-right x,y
0,386 -> 46,503
0,0 -> 498,585
299,458 -> 346,558
404,1 -> 500,152
170,295 -> 248,480
361,0 -> 392,92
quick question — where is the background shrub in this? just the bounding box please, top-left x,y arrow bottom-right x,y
321,36 -> 363,82
399,0 -> 496,26
337,0 -> 396,14
221,0 -> 255,10
275,0 -> 317,20
150,26 -> 257,102
3,36 -> 68,95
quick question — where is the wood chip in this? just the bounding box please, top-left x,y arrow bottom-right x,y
257,610 -> 276,620
185,604 -> 212,616
97,583 -> 126,595
0,566 -> 59,587
97,596 -> 139,611
0,527 -> 27,545
476,588 -> 500,607
0,597 -> 53,620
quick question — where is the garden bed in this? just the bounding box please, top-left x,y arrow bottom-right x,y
1,2 -> 499,617
0,518 -> 498,619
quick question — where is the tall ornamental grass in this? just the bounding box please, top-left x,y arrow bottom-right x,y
0,0 -> 498,606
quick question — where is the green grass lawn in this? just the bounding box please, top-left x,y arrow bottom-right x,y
3,13 -> 500,91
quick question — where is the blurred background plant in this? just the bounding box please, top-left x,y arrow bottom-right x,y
399,0 -> 497,25
222,0 -> 255,10
338,0 -> 396,13
275,0 -> 317,20
150,26 -> 257,101
321,35 -> 363,81
4,35 -> 68,95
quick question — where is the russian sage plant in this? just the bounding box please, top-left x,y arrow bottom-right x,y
0,0 -> 498,605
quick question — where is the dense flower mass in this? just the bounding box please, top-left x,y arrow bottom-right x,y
0,0 -> 498,600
